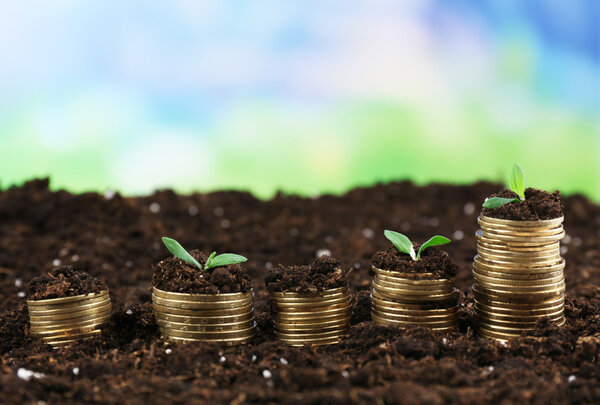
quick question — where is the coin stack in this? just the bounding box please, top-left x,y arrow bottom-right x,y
473,215 -> 566,341
371,267 -> 458,330
27,290 -> 112,348
271,287 -> 351,346
152,287 -> 256,346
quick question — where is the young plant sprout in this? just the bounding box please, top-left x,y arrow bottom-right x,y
161,237 -> 247,270
384,230 -> 451,261
482,163 -> 525,209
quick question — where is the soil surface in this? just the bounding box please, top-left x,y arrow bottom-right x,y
372,246 -> 458,279
26,265 -> 108,300
1,178 -> 599,404
265,256 -> 348,293
152,250 -> 252,294
482,188 -> 563,220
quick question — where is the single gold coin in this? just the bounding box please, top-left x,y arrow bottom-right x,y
472,267 -> 564,281
152,294 -> 252,310
373,277 -> 453,294
152,303 -> 253,316
474,301 -> 563,316
152,287 -> 252,302
274,329 -> 347,340
275,322 -> 349,333
273,307 -> 350,320
27,297 -> 111,314
270,286 -> 348,299
30,314 -> 112,331
28,303 -> 112,322
154,310 -> 254,325
476,310 -> 564,325
370,294 -> 457,309
473,292 -> 564,309
26,290 -> 110,307
478,215 -> 564,228
167,335 -> 254,346
473,257 -> 566,274
371,308 -> 457,322
478,223 -> 564,237
276,335 -> 345,346
372,286 -> 456,302
371,313 -> 458,327
272,295 -> 350,307
475,255 -> 563,270
273,301 -> 350,313
156,319 -> 255,332
161,325 -> 256,339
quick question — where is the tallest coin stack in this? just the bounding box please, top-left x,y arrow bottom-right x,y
473,215 -> 566,341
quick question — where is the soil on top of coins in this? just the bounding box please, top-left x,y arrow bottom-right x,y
265,256 -> 349,293
371,246 -> 458,279
26,265 -> 108,300
152,250 -> 252,294
1,178 -> 599,404
481,187 -> 563,220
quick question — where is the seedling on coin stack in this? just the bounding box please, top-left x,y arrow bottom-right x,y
151,237 -> 256,346
265,256 -> 351,346
474,163 -> 566,342
26,266 -> 112,348
370,231 -> 459,330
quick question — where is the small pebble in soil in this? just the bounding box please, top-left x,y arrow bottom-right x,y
14,278 -> 22,287
265,262 -> 272,269
126,309 -> 133,315
219,356 -> 226,363
325,236 -> 333,244
488,366 -> 494,372
103,190 -> 115,200
353,262 -> 361,269
59,248 -> 69,257
561,246 -> 568,255
153,242 -> 160,250
289,227 -> 298,236
17,368 -> 45,381
442,338 -> 448,345
214,207 -> 224,217
52,259 -> 61,267
568,375 -> 576,383
72,367 -> 79,376
17,292 -> 25,298
71,255 -> 80,262
401,222 -> 411,231
316,249 -> 331,257
429,217 -> 439,227
126,261 -> 133,268
280,358 -> 288,365
262,369 -> 272,379
342,370 -> 350,378
101,236 -> 111,244
165,348 -> 172,354
362,228 -> 375,239
251,355 -> 257,362
149,203 -> 161,213
38,401 -> 46,405
563,234 -> 571,244
188,205 -> 199,216
464,203 -> 475,215
220,219 -> 231,228
453,230 -> 464,241
572,237 -> 582,247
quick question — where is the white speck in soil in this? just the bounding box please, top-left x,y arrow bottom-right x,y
219,356 -> 226,363
442,338 -> 447,344
563,234 -> 571,244
572,237 -> 582,247
362,228 -> 375,239
101,236 -> 111,244
17,292 -> 25,298
153,242 -> 160,250
38,401 -> 46,405
17,368 -> 45,381
220,219 -> 231,228
560,246 -> 568,255
149,202 -> 161,213
452,230 -> 464,241
568,375 -> 576,383
251,355 -> 257,362
214,207 -> 224,217
14,278 -> 22,287
289,227 -> 298,236
316,249 -> 331,257
429,217 -> 439,227
71,255 -> 80,262
401,222 -> 411,231
126,261 -> 133,268
324,236 -> 333,244
59,248 -> 69,257
464,202 -> 475,215
262,369 -> 272,379
265,262 -> 272,269
165,348 -> 172,354
102,263 -> 110,270
52,259 -> 61,267
280,358 -> 288,365
72,367 -> 79,376
103,190 -> 115,200
488,366 -> 494,372
353,262 -> 361,269
126,309 -> 133,315
500,341 -> 507,347
342,370 -> 350,378
188,205 -> 199,216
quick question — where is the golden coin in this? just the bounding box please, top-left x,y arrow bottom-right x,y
274,329 -> 347,340
272,296 -> 350,307
152,303 -> 252,317
372,286 -> 456,302
273,301 -> 350,313
478,223 -> 564,237
371,308 -> 457,322
374,273 -> 454,289
472,267 -> 563,281
373,278 -> 453,294
476,244 -> 560,258
27,299 -> 111,316
370,294 -> 457,309
476,310 -> 563,324
478,215 -> 564,228
276,335 -> 345,346
372,266 -> 442,280
27,295 -> 111,312
475,231 -> 561,248
30,313 -> 112,331
161,325 -> 256,339
153,311 -> 253,325
270,286 -> 348,299
26,290 -> 109,307
273,307 -> 350,320
152,287 -> 252,302
28,303 -> 112,322
475,281 -> 565,294
167,335 -> 254,346
275,322 -> 349,333
473,293 -> 564,309
474,301 -> 563,316
156,319 -> 255,332
371,313 -> 458,327
473,257 -> 565,273
476,254 -> 563,269
371,302 -> 457,316
473,274 -> 564,289
30,322 -> 106,338
152,295 -> 252,310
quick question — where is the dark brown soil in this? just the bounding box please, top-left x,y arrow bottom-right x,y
371,246 -> 458,279
26,265 -> 108,300
265,256 -> 348,293
152,249 -> 252,294
482,187 -> 563,220
1,178 -> 599,404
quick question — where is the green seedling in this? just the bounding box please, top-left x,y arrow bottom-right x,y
384,230 -> 451,261
482,163 -> 525,209
161,237 -> 247,270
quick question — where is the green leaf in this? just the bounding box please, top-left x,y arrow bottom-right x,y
205,251 -> 217,269
509,163 -> 525,200
205,253 -> 247,270
482,197 -> 521,209
384,230 -> 416,260
416,235 -> 451,260
161,237 -> 202,270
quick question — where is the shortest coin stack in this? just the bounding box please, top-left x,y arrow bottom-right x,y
27,290 -> 112,348
271,287 -> 351,346
371,267 -> 458,330
152,287 -> 256,346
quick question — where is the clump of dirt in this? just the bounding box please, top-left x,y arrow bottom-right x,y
265,256 -> 349,293
26,265 -> 107,300
152,249 -> 252,294
371,246 -> 458,279
481,187 -> 563,220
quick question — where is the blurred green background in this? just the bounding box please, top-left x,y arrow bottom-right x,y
0,1 -> 598,200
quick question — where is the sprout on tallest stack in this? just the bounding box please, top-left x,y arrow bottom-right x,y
475,164 -> 566,341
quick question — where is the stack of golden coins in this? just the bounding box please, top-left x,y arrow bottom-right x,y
152,287 -> 256,346
473,215 -> 566,341
271,287 -> 351,346
371,267 -> 458,330
27,290 -> 112,348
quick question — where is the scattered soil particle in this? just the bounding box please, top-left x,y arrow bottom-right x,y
371,246 -> 458,279
482,188 -> 563,220
264,256 -> 349,293
152,250 -> 252,294
26,265 -> 107,300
